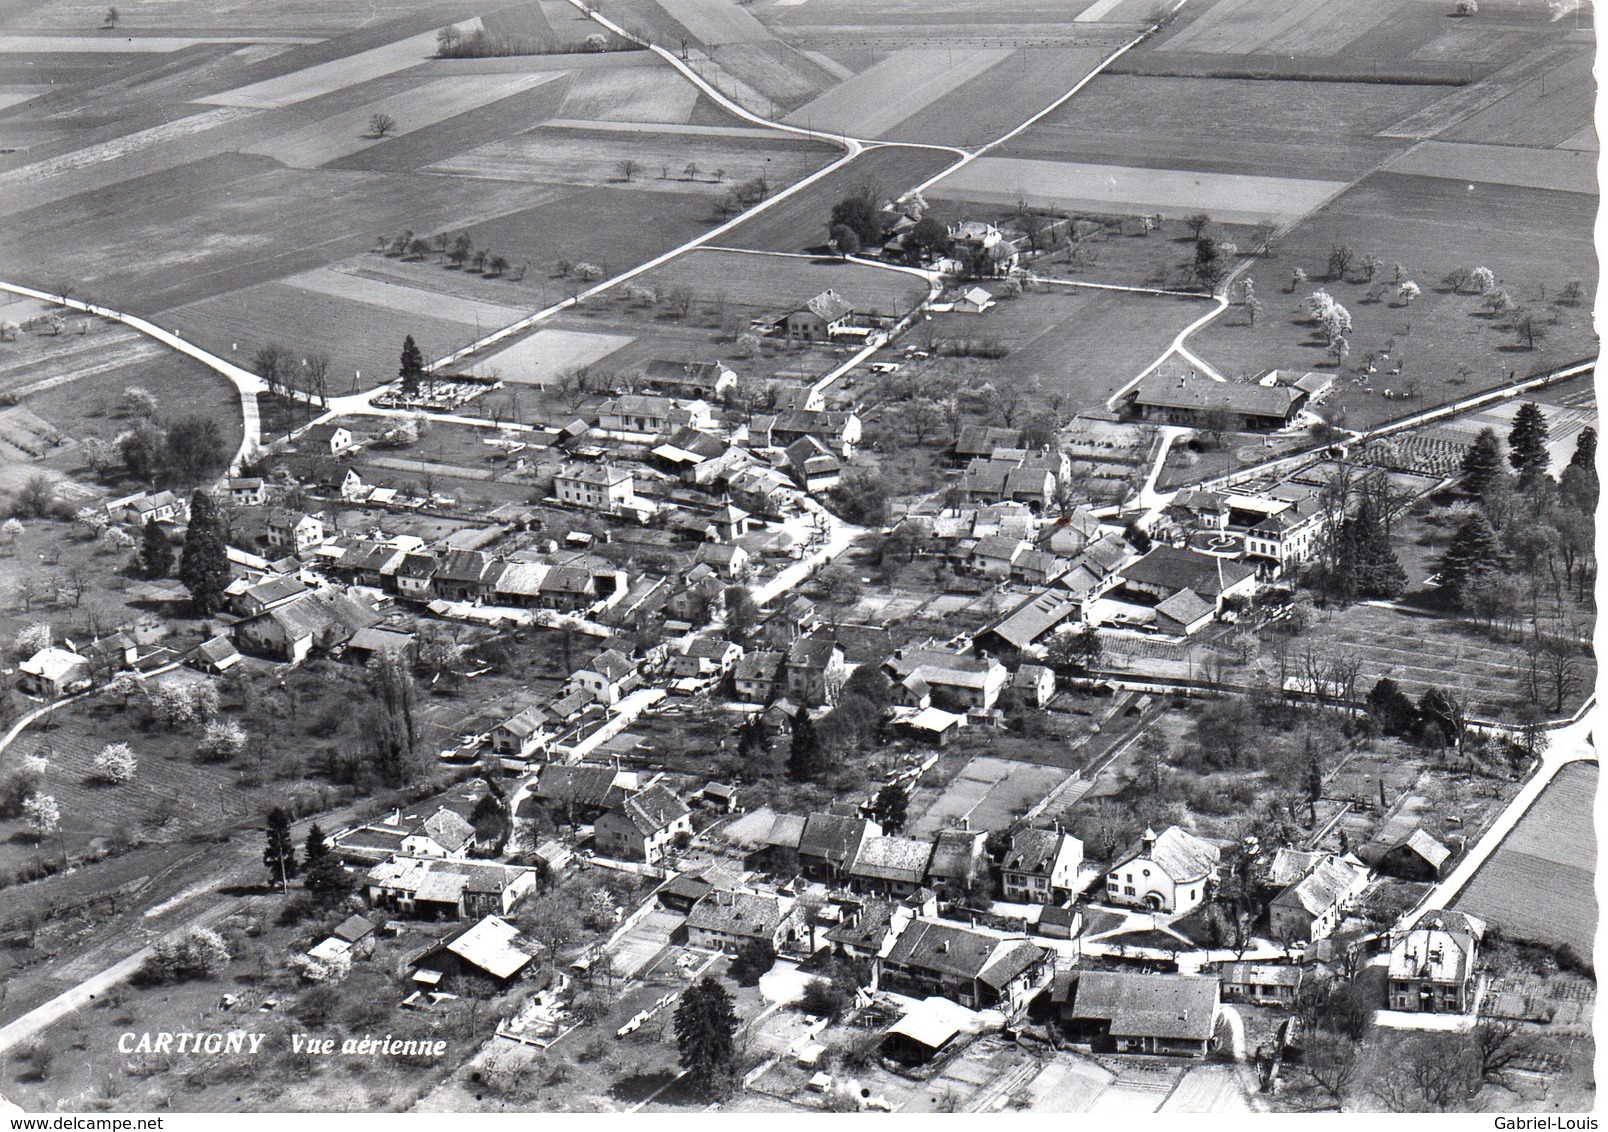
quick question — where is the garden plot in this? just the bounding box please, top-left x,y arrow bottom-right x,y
1453,762 -> 1596,962
1383,141 -> 1596,196
780,48 -> 1010,137
195,19 -> 479,108
555,64 -> 701,123
908,756 -> 1071,838
473,328 -> 634,385
282,266 -> 530,328
933,157 -> 1345,224
0,329 -> 166,400
243,72 -> 564,168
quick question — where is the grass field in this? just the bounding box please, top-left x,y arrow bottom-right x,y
884,46 -> 1117,147
934,156 -> 1345,224
473,327 -> 634,385
242,72 -> 564,168
1187,171 -> 1597,426
1158,0 -> 1403,58
428,124 -> 835,194
907,755 -> 1070,837
1453,761 -> 1596,962
997,74 -> 1440,180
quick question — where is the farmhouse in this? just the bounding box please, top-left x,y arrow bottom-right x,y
925,828 -> 988,900
1127,372 -> 1304,430
778,290 -> 854,342
596,394 -> 711,438
1218,962 -> 1302,1008
489,706 -> 553,760
671,635 -> 743,680
1104,826 -> 1220,914
887,645 -> 1008,713
519,764 -> 635,823
1268,854 -> 1370,943
264,509 -> 325,553
953,425 -> 1022,462
732,649 -> 784,704
1375,829 -> 1453,881
18,647 -> 92,698
785,635 -> 847,707
364,857 -> 536,919
685,890 -> 799,954
300,423 -> 355,455
797,812 -> 881,882
421,915 -> 542,986
227,477 -> 267,506
111,490 -> 185,528
232,589 -> 381,664
946,221 -> 1019,276
782,436 -> 843,493
567,649 -> 640,705
1059,971 -> 1220,1057
640,359 -> 736,400
594,784 -> 692,864
1387,911 -> 1485,1014
879,918 -> 1048,1015
846,835 -> 934,897
554,463 -> 638,515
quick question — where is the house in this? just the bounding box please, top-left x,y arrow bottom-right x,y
641,359 -> 736,400
364,857 -> 537,919
1218,962 -> 1302,1008
567,649 -> 640,705
982,592 -> 1082,653
732,649 -> 784,704
968,534 -> 1029,578
339,468 -> 367,501
947,221 -> 1019,276
392,552 -> 437,600
519,764 -> 635,824
594,784 -> 693,864
925,828 -> 988,900
232,590 -> 380,664
231,574 -> 307,618
433,550 -> 498,603
881,996 -> 984,1067
1036,904 -> 1083,940
264,509 -> 325,553
686,890 -> 800,954
1011,664 -> 1056,709
651,428 -> 740,485
1000,828 -> 1082,904
1387,911 -> 1485,1014
954,286 -> 994,314
952,426 -> 1022,463
554,463 -> 637,514
18,647 -> 91,697
1011,549 -> 1068,588
1118,546 -> 1257,613
300,423 -> 354,455
1242,495 -> 1329,576
847,836 -> 934,897
693,542 -> 750,579
189,635 -> 242,674
596,393 -> 710,437
671,635 -> 743,680
329,914 -> 377,959
1059,971 -> 1220,1057
656,862 -> 745,914
82,632 -> 138,678
1376,829 -> 1452,882
879,917 -> 1049,1015
779,290 -> 854,342
1104,827 -> 1220,914
490,706 -> 553,761
1127,372 -> 1305,430
699,505 -> 753,545
227,477 -> 267,506
1268,854 -> 1370,943
891,705 -> 967,746
342,627 -> 416,666
797,813 -> 881,881
763,595 -> 819,647
762,409 -> 863,456
110,490 -> 185,527
401,808 -> 478,859
728,465 -> 801,519
782,436 -> 843,492
887,646 -> 1008,713
784,635 -> 846,707
424,915 -> 541,985
959,452 -> 1057,509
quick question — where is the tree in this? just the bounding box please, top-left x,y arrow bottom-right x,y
368,652 -> 420,787
137,518 -> 173,579
1366,677 -> 1419,736
828,224 -> 861,258
673,977 -> 739,1099
448,233 -> 473,268
165,414 -> 226,485
1327,244 -> 1355,281
303,823 -> 352,902
516,892 -> 579,959
13,473 -> 57,519
1046,624 -> 1102,675
1332,490 -> 1406,600
829,469 -> 890,527
904,215 -> 949,263
1437,512 -> 1505,607
1183,213 -> 1211,239
1470,265 -> 1496,294
264,806 -> 297,888
728,939 -> 775,986
1459,427 -> 1507,500
93,742 -> 137,784
829,191 -> 884,247
1396,280 -> 1421,305
869,783 -> 908,833
22,792 -> 58,839
368,113 -> 397,138
398,335 -> 426,395
178,490 -> 229,615
724,585 -> 759,641
197,719 -> 246,762
1418,687 -> 1465,749
1506,401 -> 1550,482
787,708 -> 826,782
615,158 -> 640,182
137,927 -> 230,985
1442,266 -> 1473,293
1189,236 -> 1226,291
103,6 -> 119,27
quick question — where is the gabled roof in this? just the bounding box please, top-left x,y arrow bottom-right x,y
849,835 -> 933,883
1391,829 -> 1452,869
804,290 -> 853,323
954,425 -> 1022,458
798,813 -> 876,866
527,763 -> 626,810
442,915 -> 539,980
580,648 -> 636,683
682,635 -> 738,660
497,705 -> 551,739
1131,372 -> 1301,418
786,635 -> 841,669
417,808 -> 477,853
1122,545 -> 1254,599
1271,855 -> 1367,916
733,649 -> 784,683
686,890 -> 791,940
242,574 -> 307,607
609,784 -> 690,836
435,549 -> 495,585
986,591 -> 1080,650
1111,826 -> 1220,884
1155,587 -> 1216,627
1067,971 -> 1219,1041
1003,828 -> 1078,875
927,828 -> 986,879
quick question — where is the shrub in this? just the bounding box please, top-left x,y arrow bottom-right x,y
794,977 -> 851,1020
135,927 -> 230,985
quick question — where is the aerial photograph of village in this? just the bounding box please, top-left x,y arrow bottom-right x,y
0,0 -> 1596,1118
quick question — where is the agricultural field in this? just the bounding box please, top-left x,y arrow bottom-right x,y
634,248 -> 929,319
1453,761 -> 1597,963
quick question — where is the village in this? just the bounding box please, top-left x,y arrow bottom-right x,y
0,0 -> 1597,1118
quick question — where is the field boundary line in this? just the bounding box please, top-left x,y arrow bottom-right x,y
1035,275 -> 1214,301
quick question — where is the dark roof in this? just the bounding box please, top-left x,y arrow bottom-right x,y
332,914 -> 375,944
1122,545 -> 1254,598
609,784 -> 690,836
798,813 -> 875,867
1131,373 -> 1301,419
1066,971 -> 1219,1041
1003,828 -> 1074,875
527,764 -> 625,810
686,890 -> 789,940
986,592 -> 1079,650
954,425 -> 1022,458
786,635 -> 841,669
927,828 -> 986,880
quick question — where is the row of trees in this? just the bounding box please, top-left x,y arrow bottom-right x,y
375,230 -> 527,281
263,808 -> 352,900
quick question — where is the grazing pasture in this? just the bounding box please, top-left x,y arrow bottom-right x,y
472,328 -> 635,385
1382,141 -> 1596,195
428,125 -> 835,193
781,48 -> 1010,137
932,156 -> 1345,224
1159,0 -> 1398,58
242,72 -> 564,168
701,42 -> 841,109
1188,172 -> 1596,427
1453,761 -> 1597,963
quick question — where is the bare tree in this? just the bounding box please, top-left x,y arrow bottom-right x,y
616,158 -> 640,182
368,113 -> 398,138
